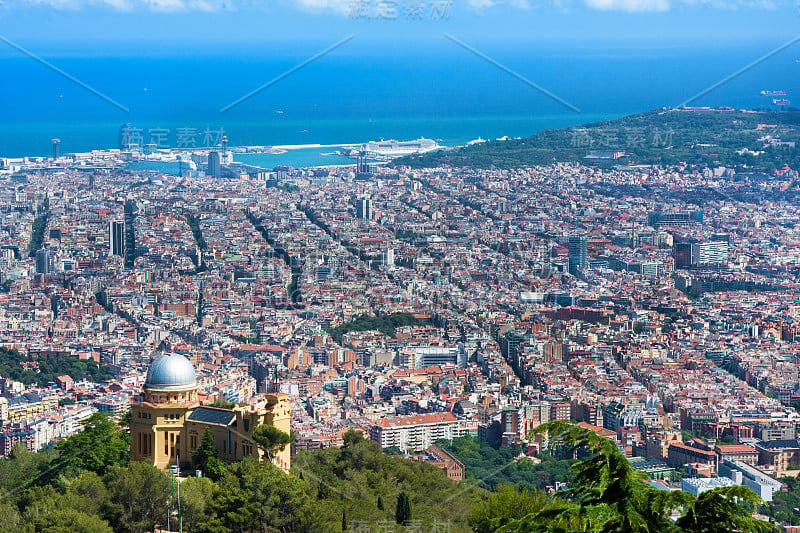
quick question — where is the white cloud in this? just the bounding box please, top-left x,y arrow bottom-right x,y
467,0 -> 496,7
0,0 -> 783,12
466,0 -> 531,9
583,0 -> 782,10
290,0 -> 350,15
584,0 -> 669,11
6,0 -> 237,11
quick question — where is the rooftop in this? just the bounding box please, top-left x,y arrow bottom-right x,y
144,354 -> 197,391
187,406 -> 236,426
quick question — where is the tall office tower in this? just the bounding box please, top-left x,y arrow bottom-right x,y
673,241 -> 694,269
568,235 -> 588,275
109,220 -> 125,256
208,151 -> 221,178
35,248 -> 54,274
51,139 -> 60,160
457,343 -> 468,369
356,196 -> 372,220
382,247 -> 395,268
124,200 -> 137,268
501,329 -> 528,374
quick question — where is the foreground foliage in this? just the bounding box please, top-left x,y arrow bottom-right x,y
0,415 -> 782,532
485,421 -> 777,533
441,435 -> 574,490
293,430 -> 484,530
0,422 -> 482,532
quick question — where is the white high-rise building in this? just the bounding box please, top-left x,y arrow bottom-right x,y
369,413 -> 460,451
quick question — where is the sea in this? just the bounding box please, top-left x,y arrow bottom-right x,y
0,40 -> 796,167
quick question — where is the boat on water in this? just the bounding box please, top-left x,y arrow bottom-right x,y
773,99 -> 792,106
761,90 -> 787,97
352,138 -> 440,158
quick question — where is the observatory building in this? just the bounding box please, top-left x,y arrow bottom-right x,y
130,353 -> 291,472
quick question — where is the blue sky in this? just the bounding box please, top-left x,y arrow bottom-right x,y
0,0 -> 798,55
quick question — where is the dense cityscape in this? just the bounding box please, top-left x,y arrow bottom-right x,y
1,121 -> 800,530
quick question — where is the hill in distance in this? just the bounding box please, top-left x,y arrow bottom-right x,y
395,107 -> 800,171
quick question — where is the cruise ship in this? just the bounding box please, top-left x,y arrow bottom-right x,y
357,138 -> 440,158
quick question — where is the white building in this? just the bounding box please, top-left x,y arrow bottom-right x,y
718,459 -> 783,502
681,476 -> 736,496
369,412 -> 460,451
413,346 -> 459,369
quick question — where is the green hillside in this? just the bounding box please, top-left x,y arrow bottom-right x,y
0,415 -> 784,532
395,108 -> 800,170
0,418 -> 483,533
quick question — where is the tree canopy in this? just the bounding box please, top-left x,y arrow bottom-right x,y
488,421 -> 778,533
0,346 -> 113,387
326,312 -> 426,344
54,413 -> 129,478
441,435 -> 574,491
251,424 -> 293,463
0,416 -> 785,533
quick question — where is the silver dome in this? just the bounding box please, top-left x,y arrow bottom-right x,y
144,354 -> 197,390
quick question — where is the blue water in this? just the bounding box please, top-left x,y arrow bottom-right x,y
0,41 -> 796,159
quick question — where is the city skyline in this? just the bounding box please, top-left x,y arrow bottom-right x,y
2,0 -> 800,530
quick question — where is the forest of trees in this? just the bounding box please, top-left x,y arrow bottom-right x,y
326,312 -> 426,345
441,436 -> 574,491
0,346 -> 113,387
0,415 -> 782,533
395,108 -> 800,171
0,416 -> 485,532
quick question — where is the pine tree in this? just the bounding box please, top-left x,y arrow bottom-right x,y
395,491 -> 411,525
252,424 -> 293,464
193,428 -> 218,473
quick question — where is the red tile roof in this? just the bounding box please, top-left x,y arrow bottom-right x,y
375,412 -> 458,429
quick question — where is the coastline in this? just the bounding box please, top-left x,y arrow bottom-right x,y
2,136 -> 462,173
